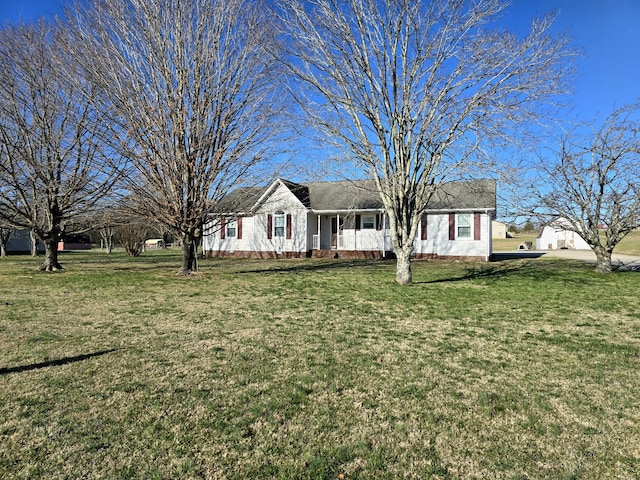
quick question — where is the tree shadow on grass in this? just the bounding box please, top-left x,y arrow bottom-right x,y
417,258 -> 590,285
417,262 -> 524,284
0,348 -> 118,375
613,260 -> 640,272
231,259 -> 389,275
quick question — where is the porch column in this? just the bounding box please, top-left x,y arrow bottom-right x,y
317,214 -> 321,250
337,214 -> 340,250
382,211 -> 387,257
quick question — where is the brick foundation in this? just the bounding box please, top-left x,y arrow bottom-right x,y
203,249 -> 489,262
203,250 -> 309,259
413,253 -> 489,261
310,249 -> 396,259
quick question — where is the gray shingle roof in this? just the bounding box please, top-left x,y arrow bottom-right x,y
215,178 -> 496,213
307,179 -> 381,210
215,186 -> 265,213
429,179 -> 496,210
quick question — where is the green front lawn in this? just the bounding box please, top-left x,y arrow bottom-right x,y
1,251 -> 638,479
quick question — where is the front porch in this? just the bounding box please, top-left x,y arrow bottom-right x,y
310,211 -> 390,255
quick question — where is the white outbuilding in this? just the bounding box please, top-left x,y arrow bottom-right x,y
536,219 -> 591,250
491,220 -> 507,239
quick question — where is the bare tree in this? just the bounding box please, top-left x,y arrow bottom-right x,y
277,0 -> 574,284
91,206 -> 121,254
0,20 -> 121,271
29,229 -> 39,257
114,214 -> 150,257
71,0 -> 286,275
530,104 -> 640,273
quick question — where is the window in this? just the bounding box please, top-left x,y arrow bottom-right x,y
362,215 -> 375,229
274,211 -> 285,237
226,220 -> 237,238
457,214 -> 471,239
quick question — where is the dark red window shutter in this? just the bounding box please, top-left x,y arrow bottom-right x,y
237,217 -> 242,239
286,214 -> 292,239
355,214 -> 361,230
474,213 -> 481,241
449,213 -> 455,240
267,214 -> 272,239
220,218 -> 226,239
421,214 -> 428,240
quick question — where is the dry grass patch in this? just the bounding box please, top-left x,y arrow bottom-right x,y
0,251 -> 639,478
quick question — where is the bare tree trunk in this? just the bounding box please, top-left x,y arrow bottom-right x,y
395,248 -> 413,285
40,236 -> 63,271
30,230 -> 38,257
0,22 -> 121,273
99,228 -> 114,254
178,232 -> 200,275
0,227 -> 10,257
594,246 -> 612,274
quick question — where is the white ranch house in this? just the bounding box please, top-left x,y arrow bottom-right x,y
203,178 -> 496,261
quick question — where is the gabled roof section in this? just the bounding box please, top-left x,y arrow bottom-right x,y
306,178 -> 496,212
279,179 -> 310,208
250,178 -> 310,211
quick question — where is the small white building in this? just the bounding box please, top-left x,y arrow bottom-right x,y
203,178 -> 496,261
492,221 -> 508,239
536,219 -> 591,250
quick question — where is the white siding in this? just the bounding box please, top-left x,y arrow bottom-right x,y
204,182 -> 309,255
492,221 -> 507,239
414,212 -> 492,260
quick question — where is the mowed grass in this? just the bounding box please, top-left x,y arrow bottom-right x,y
491,234 -> 538,251
616,230 -> 640,256
0,251 -> 639,479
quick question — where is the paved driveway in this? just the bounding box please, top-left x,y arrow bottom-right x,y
493,249 -> 640,271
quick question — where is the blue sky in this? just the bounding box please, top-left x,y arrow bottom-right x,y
501,0 -> 640,121
0,0 -> 65,22
0,0 -> 637,123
